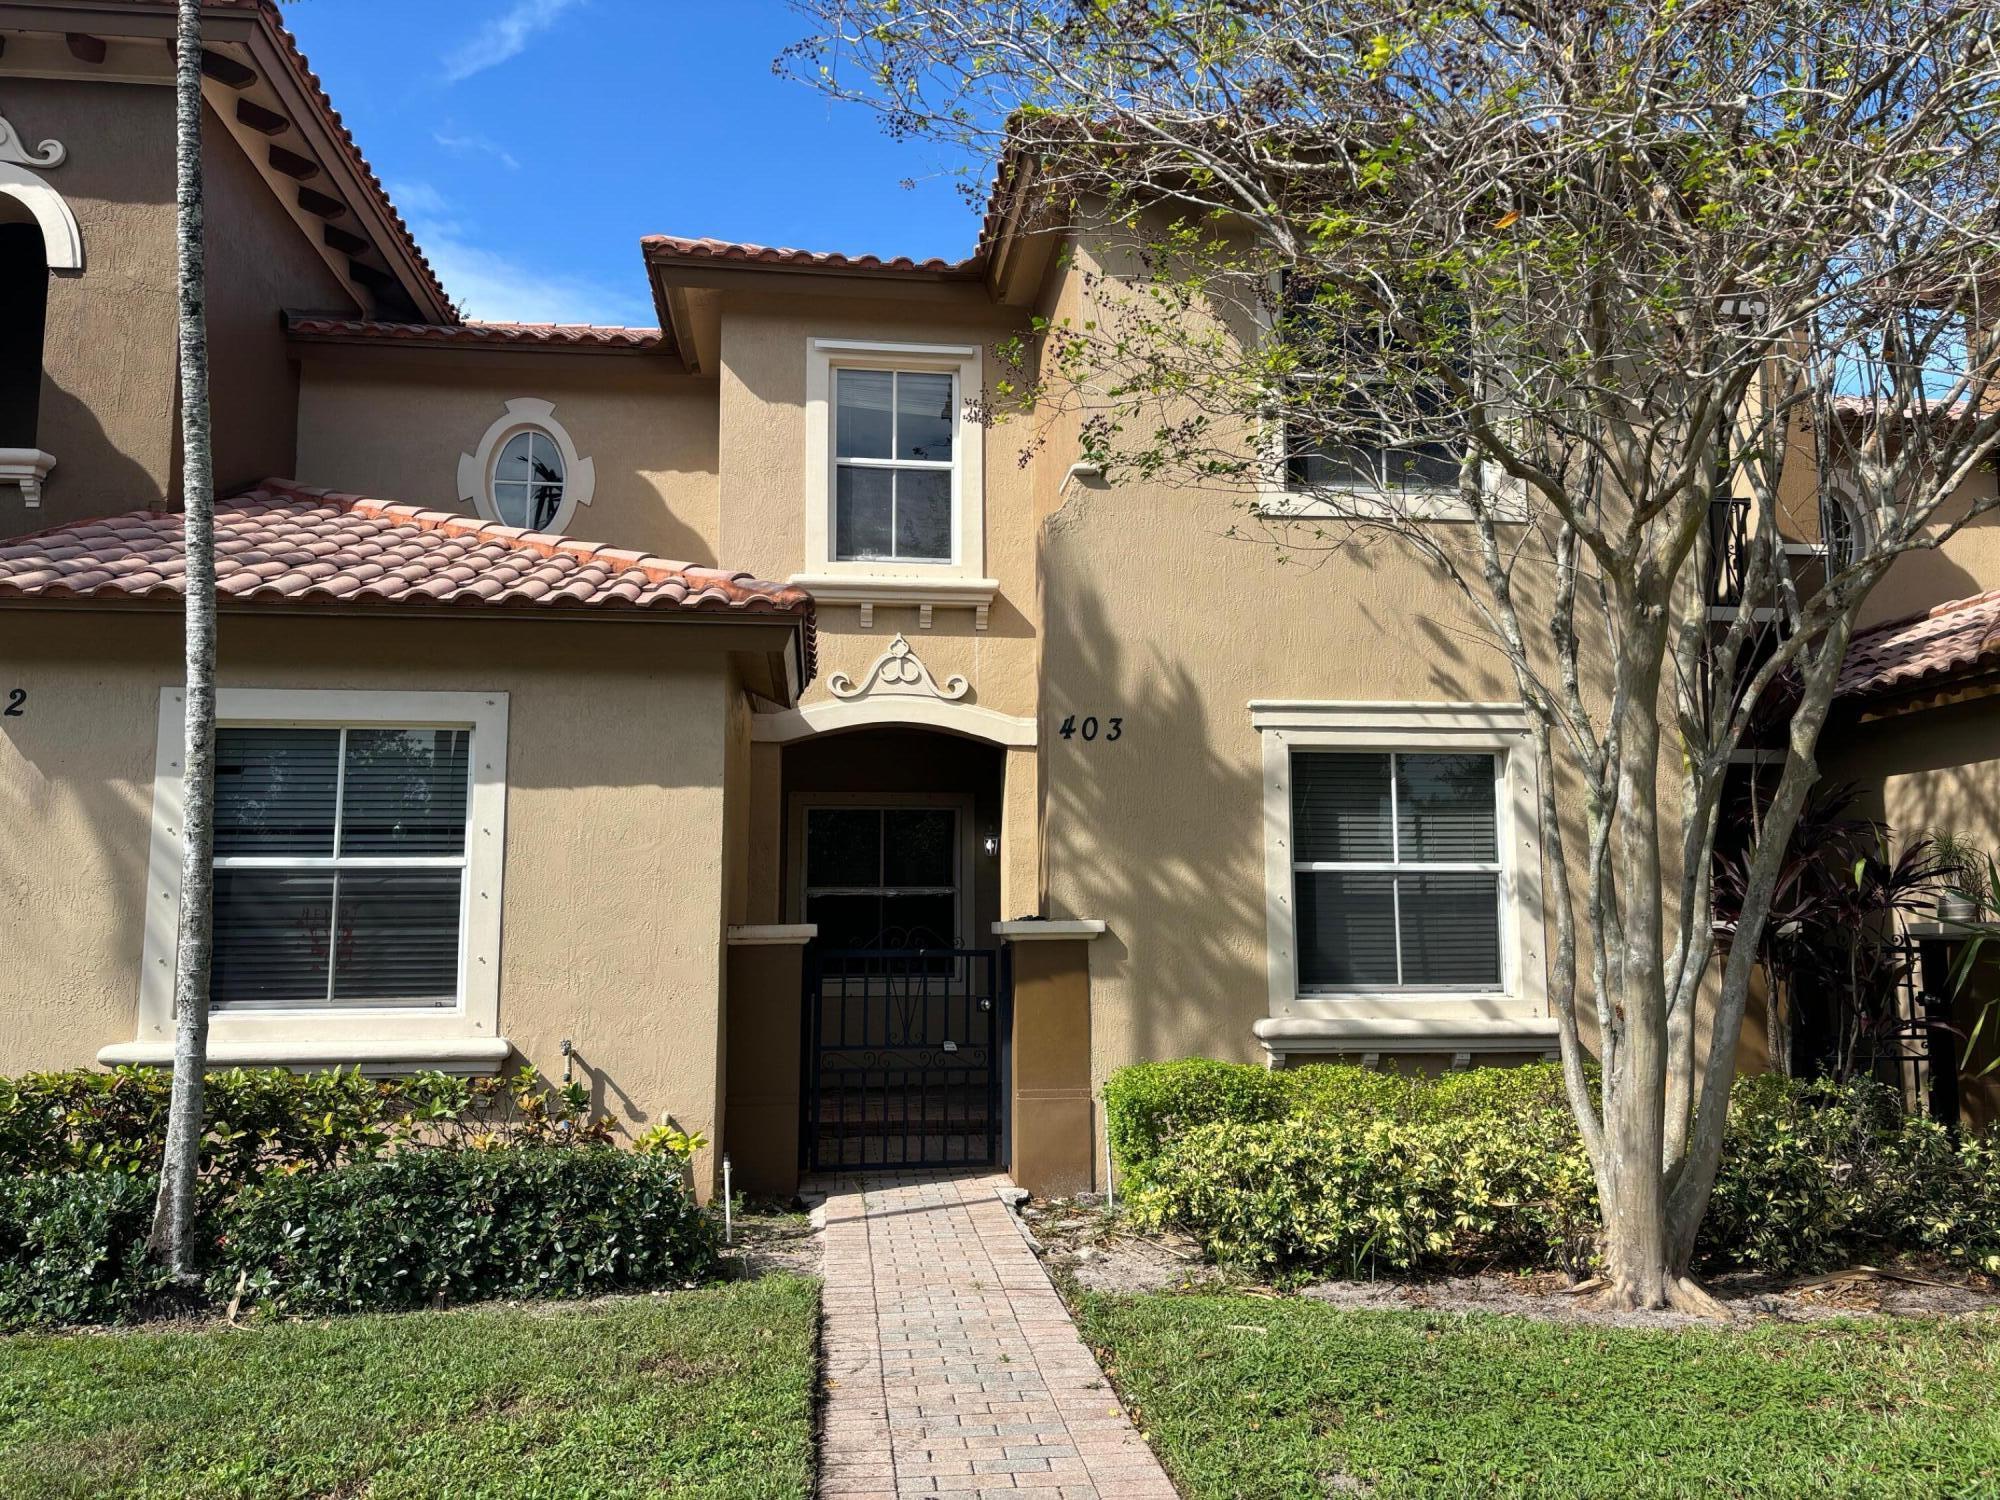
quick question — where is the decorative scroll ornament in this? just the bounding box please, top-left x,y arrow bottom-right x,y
0,115 -> 65,170
829,633 -> 969,702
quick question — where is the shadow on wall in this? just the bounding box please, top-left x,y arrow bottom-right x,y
1039,571 -> 1269,1067
19,374 -> 166,529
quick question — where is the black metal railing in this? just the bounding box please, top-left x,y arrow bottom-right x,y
1707,497 -> 1752,608
802,946 -> 1007,1171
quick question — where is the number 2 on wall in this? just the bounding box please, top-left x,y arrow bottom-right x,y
2,689 -> 22,718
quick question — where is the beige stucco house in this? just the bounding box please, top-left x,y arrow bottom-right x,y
2,0 -> 1997,1197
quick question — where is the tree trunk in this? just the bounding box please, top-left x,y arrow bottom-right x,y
147,0 -> 217,1282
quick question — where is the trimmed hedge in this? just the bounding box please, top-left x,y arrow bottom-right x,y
0,1066 -> 612,1198
214,1147 -> 720,1315
1111,1060 -> 2000,1279
0,1172 -> 177,1330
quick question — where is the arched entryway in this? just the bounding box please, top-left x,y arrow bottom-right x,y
779,726 -> 1009,1170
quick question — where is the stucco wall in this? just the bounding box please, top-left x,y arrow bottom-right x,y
294,355 -> 720,565
1862,466 -> 2000,627
2,75 -> 177,531
0,610 -> 738,1155
714,291 -> 1043,723
203,106 -> 358,495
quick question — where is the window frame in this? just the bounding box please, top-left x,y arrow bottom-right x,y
1255,701 -> 1547,1023
132,688 -> 510,1061
1252,273 -> 1524,525
786,791 -> 976,952
1290,748 -> 1508,994
803,339 -> 986,582
457,398 -> 596,534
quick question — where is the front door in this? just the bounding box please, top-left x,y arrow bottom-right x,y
796,799 -> 1003,1169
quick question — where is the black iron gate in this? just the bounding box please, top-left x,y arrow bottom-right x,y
802,947 -> 1006,1171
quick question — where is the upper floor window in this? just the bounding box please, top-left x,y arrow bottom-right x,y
492,428 -> 566,531
0,218 -> 48,451
458,398 -> 596,534
802,339 -> 987,586
834,368 -> 956,562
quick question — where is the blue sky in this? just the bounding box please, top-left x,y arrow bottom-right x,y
282,0 -> 985,325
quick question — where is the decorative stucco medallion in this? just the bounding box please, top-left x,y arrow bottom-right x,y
829,634 -> 970,702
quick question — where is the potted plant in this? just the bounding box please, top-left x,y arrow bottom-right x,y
1929,830 -> 1993,924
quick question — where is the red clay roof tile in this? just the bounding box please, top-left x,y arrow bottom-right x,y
641,235 -> 979,277
0,481 -> 816,674
284,315 -> 668,352
1838,588 -> 2000,702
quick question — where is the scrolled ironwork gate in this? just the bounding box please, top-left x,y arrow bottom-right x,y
802,946 -> 1006,1171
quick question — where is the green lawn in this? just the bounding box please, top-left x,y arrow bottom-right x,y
1074,1291 -> 2000,1499
0,1275 -> 818,1500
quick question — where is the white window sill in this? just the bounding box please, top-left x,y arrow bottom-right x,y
97,1036 -> 513,1075
1253,1014 -> 1559,1065
788,572 -> 1000,631
0,447 -> 56,508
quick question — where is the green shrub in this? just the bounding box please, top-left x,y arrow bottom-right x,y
0,1172 -> 177,1329
1109,1058 -> 2000,1279
0,1065 -> 612,1201
214,1147 -> 719,1314
1103,1059 -> 1293,1188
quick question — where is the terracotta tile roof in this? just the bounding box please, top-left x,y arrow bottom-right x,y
0,481 -> 815,670
285,315 -> 667,352
1837,588 -> 2000,702
642,235 -> 980,277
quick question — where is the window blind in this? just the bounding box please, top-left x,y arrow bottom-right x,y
1292,750 -> 1503,990
210,726 -> 472,1010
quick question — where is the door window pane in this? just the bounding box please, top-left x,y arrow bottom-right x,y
806,893 -> 884,950
884,809 -> 955,887
882,893 -> 956,948
806,809 -> 882,888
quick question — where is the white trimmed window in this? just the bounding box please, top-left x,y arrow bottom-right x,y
458,399 -> 596,534
1255,702 -> 1547,1024
115,688 -> 511,1073
795,340 -> 995,627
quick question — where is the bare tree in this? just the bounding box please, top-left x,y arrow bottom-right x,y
791,0 -> 2000,1309
148,0 -> 218,1280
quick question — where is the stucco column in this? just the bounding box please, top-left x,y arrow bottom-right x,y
723,923 -> 815,1198
1000,743 -> 1041,919
997,919 -> 1104,1196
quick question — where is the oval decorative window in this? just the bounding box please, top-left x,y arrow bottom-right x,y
457,398 -> 596,533
492,428 -> 565,530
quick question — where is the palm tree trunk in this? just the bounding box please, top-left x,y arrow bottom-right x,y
147,0 -> 217,1282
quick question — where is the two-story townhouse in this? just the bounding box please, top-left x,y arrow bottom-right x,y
1,0 -> 1994,1199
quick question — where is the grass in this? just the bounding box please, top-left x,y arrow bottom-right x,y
1073,1290 -> 2000,1499
0,1275 -> 818,1500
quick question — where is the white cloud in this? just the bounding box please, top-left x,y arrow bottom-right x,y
432,129 -> 520,171
441,0 -> 586,84
386,180 -> 650,326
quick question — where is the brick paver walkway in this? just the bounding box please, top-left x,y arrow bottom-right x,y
817,1172 -> 1178,1499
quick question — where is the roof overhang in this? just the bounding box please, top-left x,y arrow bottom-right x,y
0,0 -> 455,322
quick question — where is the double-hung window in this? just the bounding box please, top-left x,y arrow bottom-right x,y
833,368 -> 958,563
1291,750 -> 1504,991
801,803 -> 962,951
210,725 -> 472,1009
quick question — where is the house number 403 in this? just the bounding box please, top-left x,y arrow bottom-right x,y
1057,714 -> 1121,743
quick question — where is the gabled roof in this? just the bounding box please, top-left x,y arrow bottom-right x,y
0,481 -> 816,675
1838,588 -> 2000,706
